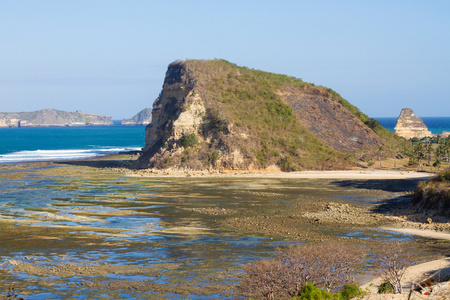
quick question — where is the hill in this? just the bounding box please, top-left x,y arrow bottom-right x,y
0,109 -> 112,127
137,59 -> 406,171
121,108 -> 152,126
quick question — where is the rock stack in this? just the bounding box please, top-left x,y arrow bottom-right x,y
394,108 -> 432,139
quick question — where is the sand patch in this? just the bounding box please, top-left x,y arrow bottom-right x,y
380,226 -> 450,241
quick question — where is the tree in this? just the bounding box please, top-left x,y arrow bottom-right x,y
375,242 -> 415,294
413,143 -> 425,168
238,244 -> 365,299
238,258 -> 286,300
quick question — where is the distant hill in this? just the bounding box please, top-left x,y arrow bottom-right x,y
0,109 -> 113,127
137,59 -> 407,171
121,108 -> 152,126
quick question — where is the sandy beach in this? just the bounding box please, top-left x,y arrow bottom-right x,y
361,258 -> 450,299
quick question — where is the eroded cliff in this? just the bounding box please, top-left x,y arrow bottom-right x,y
138,59 -> 400,171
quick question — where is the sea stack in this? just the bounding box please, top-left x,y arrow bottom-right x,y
394,108 -> 432,139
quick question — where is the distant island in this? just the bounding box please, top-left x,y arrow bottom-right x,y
121,108 -> 152,126
0,109 -> 113,127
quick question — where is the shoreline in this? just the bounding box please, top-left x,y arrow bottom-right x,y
361,258 -> 450,298
1,157 -> 449,298
126,168 -> 433,180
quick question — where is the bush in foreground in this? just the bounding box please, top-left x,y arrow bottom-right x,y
237,244 -> 365,299
377,281 -> 394,294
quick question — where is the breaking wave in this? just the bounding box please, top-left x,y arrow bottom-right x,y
0,147 -> 141,164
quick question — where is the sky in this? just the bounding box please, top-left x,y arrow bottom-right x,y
1,0 -> 449,120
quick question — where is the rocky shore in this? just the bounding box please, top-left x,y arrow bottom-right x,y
1,157 -> 449,299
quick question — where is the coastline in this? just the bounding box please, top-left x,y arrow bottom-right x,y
125,168 -> 433,180
361,258 -> 450,299
1,157 -> 449,298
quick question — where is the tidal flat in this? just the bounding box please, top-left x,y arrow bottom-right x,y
0,160 -> 449,299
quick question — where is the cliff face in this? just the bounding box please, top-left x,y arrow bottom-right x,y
121,108 -> 152,125
0,109 -> 112,127
394,108 -> 432,139
138,59 -> 393,171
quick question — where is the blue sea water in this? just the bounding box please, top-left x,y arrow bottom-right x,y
375,117 -> 450,135
0,124 -> 145,163
1,117 -> 449,164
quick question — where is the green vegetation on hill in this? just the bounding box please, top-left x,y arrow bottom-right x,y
184,59 -> 348,170
141,59 -> 408,170
325,88 -> 409,156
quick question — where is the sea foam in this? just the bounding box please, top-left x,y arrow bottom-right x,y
0,147 -> 141,163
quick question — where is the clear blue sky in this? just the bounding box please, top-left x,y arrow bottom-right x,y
1,0 -> 449,119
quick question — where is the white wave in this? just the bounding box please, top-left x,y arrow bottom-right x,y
0,147 -> 141,163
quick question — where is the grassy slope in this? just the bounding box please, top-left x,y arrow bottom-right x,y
182,59 -> 376,170
324,88 -> 409,156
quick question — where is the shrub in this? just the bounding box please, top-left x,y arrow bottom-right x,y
339,283 -> 364,300
279,156 -> 295,171
179,134 -> 198,148
433,160 -> 441,169
377,281 -> 394,294
296,283 -> 364,300
209,151 -> 220,165
205,108 -> 229,133
298,283 -> 334,300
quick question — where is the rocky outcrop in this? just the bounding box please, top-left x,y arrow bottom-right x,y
137,59 -> 397,171
121,108 -> 152,126
0,109 -> 112,127
394,108 -> 432,139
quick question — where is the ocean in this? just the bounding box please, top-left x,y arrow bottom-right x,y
1,117 -> 449,164
0,124 -> 145,163
376,117 -> 450,134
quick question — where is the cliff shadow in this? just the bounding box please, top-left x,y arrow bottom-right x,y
330,178 -> 427,193
332,178 -> 450,225
55,158 -> 136,169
